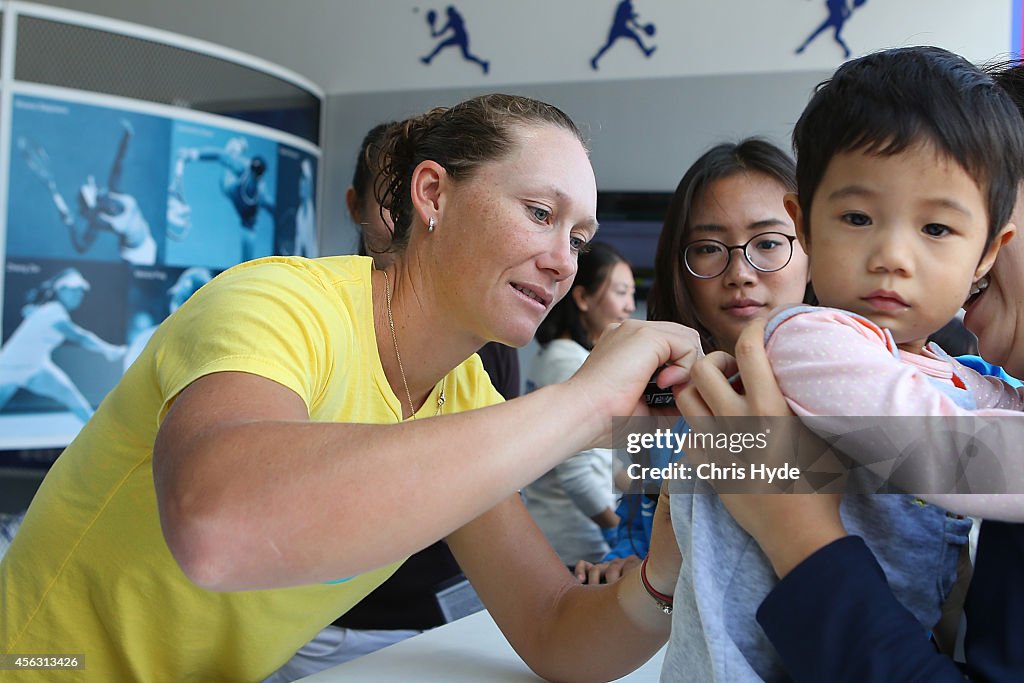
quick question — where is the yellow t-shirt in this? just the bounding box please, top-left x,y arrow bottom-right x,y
0,256 -> 503,682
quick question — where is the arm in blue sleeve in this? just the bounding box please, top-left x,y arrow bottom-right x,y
605,438 -> 678,561
756,536 -> 965,683
955,355 -> 1023,388
602,495 -> 651,561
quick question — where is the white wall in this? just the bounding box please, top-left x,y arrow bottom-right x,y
321,69 -> 831,255
31,0 -> 1018,252
15,0 -> 1020,391
31,0 -> 1016,94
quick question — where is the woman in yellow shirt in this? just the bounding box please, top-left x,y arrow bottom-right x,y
1,94 -> 697,682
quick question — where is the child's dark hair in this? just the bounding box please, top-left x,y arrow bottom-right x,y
794,46 -> 1024,249
535,241 -> 630,349
648,138 -> 805,352
376,94 -> 586,253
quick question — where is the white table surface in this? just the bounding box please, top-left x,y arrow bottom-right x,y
296,609 -> 666,682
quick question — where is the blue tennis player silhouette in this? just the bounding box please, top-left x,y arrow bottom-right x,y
590,0 -> 657,71
420,6 -> 489,75
796,0 -> 867,59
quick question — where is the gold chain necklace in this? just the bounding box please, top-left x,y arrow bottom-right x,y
382,270 -> 445,420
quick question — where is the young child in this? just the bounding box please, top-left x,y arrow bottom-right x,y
661,47 -> 1024,682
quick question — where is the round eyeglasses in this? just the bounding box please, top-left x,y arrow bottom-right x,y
683,232 -> 798,279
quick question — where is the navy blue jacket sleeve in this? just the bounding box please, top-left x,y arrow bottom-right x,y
963,521 -> 1024,682
755,536 -> 965,682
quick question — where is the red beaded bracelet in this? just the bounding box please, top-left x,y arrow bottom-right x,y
640,555 -> 673,615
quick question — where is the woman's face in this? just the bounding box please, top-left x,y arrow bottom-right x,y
431,124 -> 598,347
685,172 -> 808,353
56,285 -> 86,311
578,261 -> 636,343
963,198 -> 1024,376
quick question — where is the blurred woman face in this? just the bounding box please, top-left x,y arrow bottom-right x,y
56,285 -> 86,311
963,196 -> 1024,377
576,261 -> 636,343
684,172 -> 808,353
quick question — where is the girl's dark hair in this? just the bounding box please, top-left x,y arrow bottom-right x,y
535,241 -> 630,349
352,121 -> 398,258
375,93 -> 586,253
648,138 -> 800,352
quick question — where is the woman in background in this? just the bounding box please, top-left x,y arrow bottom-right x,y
523,241 -> 636,565
576,139 -> 810,589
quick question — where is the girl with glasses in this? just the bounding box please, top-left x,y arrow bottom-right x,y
523,241 -> 637,567
577,139 -> 810,588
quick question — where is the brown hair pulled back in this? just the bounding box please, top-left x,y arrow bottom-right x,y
373,93 -> 586,253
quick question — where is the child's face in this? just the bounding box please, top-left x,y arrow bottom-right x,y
792,143 -> 1009,353
685,172 -> 810,353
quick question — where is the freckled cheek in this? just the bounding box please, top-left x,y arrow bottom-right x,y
460,203 -> 520,274
479,204 -> 523,243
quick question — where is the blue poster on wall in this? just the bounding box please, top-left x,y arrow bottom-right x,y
1,90 -> 318,449
166,123 -> 278,269
122,265 -> 218,372
8,97 -> 170,266
275,144 -> 318,258
0,259 -> 127,438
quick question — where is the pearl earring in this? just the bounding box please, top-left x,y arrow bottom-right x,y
428,217 -> 436,233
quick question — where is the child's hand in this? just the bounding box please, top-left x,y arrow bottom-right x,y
573,555 -> 641,585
